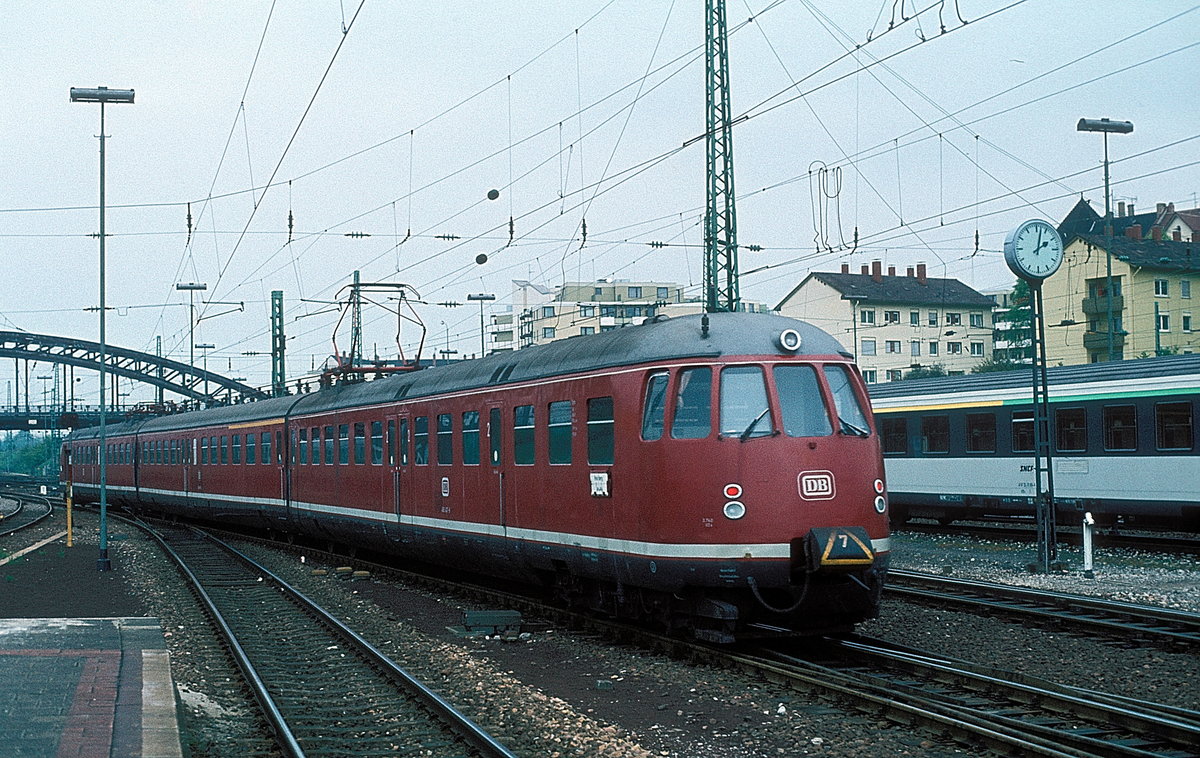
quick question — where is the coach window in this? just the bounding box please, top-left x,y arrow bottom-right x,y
414,416 -> 429,465
588,397 -> 615,465
824,365 -> 871,436
462,412 -> 480,465
209,437 -> 217,463
354,422 -> 366,464
437,414 -> 454,465
231,435 -> 241,464
309,428 -> 320,464
1055,408 -> 1087,453
246,433 -> 257,465
881,417 -> 907,454
200,437 -> 209,465
641,372 -> 669,441
399,419 -> 411,465
220,435 -> 229,465
371,421 -> 384,465
920,416 -> 949,454
489,409 -> 502,465
775,365 -> 833,437
1156,402 -> 1192,450
547,401 -> 573,464
338,424 -> 350,464
298,429 -> 308,464
514,405 -> 535,464
1011,411 -> 1034,452
966,413 -> 996,453
1104,405 -> 1137,451
671,367 -> 711,439
323,425 -> 335,464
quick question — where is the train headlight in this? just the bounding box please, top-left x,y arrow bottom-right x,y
874,495 -> 887,514
723,501 -> 746,520
873,479 -> 885,494
723,483 -> 742,499
777,329 -> 802,352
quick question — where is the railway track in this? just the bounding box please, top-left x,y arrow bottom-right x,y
887,568 -> 1200,647
900,520 -> 1200,555
135,518 -> 518,758
0,490 -> 54,537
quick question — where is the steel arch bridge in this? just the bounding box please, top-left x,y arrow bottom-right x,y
0,331 -> 269,406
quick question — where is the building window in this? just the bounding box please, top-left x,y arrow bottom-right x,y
884,310 -> 900,324
1155,278 -> 1169,296
628,286 -> 642,299
594,287 -> 603,296
1182,280 -> 1192,299
542,327 -> 556,339
909,310 -> 920,325
587,397 -> 615,464
1158,313 -> 1170,332
861,369 -> 877,383
966,413 -> 996,453
860,309 -> 875,324
946,312 -> 962,325
1184,314 -> 1192,332
600,305 -> 617,317
581,326 -> 595,335
928,342 -> 938,356
947,342 -> 963,354
657,286 -> 669,300
542,305 -> 556,318
885,340 -> 902,354
970,342 -> 984,356
548,401 -> 572,464
860,338 -> 876,356
580,305 -> 596,317
910,341 -> 921,357
1104,405 -> 1137,451
928,310 -> 938,326
970,313 -> 985,328
886,369 -> 902,381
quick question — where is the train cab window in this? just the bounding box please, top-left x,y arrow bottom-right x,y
588,397 -> 615,465
232,435 -> 242,464
719,366 -> 774,439
437,414 -> 454,465
920,416 -> 949,454
548,402 -> 572,464
641,372 -> 669,441
823,365 -> 871,437
220,436 -> 229,465
387,420 -> 396,465
514,405 -> 535,465
324,425 -> 336,464
1011,411 -> 1034,452
461,412 -> 480,465
354,422 -> 366,464
399,419 -> 410,465
671,367 -> 712,439
371,421 -> 384,465
489,409 -> 501,466
414,417 -> 429,465
298,429 -> 308,464
338,424 -> 350,465
1104,405 -> 1137,451
1055,408 -> 1087,452
966,413 -> 996,453
246,433 -> 257,464
1156,402 -> 1192,450
881,417 -> 907,454
775,365 -> 833,437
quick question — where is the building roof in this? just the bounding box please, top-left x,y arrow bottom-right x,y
1058,197 -> 1200,240
784,271 -> 995,308
1068,233 -> 1200,273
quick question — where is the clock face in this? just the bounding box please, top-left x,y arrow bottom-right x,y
1004,219 -> 1063,281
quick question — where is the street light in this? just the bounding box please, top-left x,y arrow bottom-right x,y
195,344 -> 216,403
176,282 -> 207,379
1077,117 -> 1133,361
467,293 -> 496,356
71,85 -> 135,572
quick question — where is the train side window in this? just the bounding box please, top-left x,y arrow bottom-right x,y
641,372 -> 669,441
276,431 -> 282,464
548,401 -> 572,464
823,365 -> 871,436
1103,405 -> 1137,451
775,365 -> 833,437
232,435 -> 242,464
720,366 -> 773,438
462,411 -> 480,465
338,424 -> 350,465
671,367 -> 712,439
489,409 -> 501,465
311,427 -> 321,464
1055,408 -> 1087,452
263,432 -> 273,465
966,413 -> 996,453
246,433 -> 257,465
220,435 -> 229,465
400,419 -> 410,465
414,417 -> 429,465
920,416 -> 949,453
324,425 -> 335,464
387,420 -> 396,465
209,437 -> 217,464
1011,411 -> 1034,452
437,414 -> 454,465
588,397 -> 615,465
514,405 -> 535,465
299,429 -> 308,464
200,437 -> 209,465
354,422 -> 366,464
881,417 -> 907,454
371,421 -> 384,465
1156,402 -> 1192,450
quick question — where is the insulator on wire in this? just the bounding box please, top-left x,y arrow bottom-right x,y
288,210 -> 294,244
186,203 -> 193,245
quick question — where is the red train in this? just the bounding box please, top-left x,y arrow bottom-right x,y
62,312 -> 890,642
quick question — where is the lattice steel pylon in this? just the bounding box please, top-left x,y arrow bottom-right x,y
704,0 -> 739,313
271,290 -> 286,397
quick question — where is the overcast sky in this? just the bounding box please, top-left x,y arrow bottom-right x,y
2,1 -> 1197,402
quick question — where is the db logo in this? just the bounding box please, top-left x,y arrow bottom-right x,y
798,471 -> 836,500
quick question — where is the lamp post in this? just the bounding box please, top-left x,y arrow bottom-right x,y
467,293 -> 496,356
841,293 -> 867,360
195,344 -> 215,403
1077,117 -> 1133,361
176,282 -> 207,381
71,85 -> 134,571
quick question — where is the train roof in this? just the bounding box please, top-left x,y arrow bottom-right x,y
867,354 -> 1200,407
66,312 -> 848,437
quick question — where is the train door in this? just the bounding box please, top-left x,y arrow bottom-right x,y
386,413 -> 412,543
184,437 -> 195,496
487,405 -> 508,538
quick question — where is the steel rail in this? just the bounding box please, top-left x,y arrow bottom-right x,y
0,492 -> 53,537
899,521 -> 1200,556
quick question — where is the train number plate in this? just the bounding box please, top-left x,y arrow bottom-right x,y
797,470 -> 836,500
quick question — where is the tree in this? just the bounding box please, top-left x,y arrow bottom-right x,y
903,364 -> 946,380
972,357 -> 1025,373
993,279 -> 1033,364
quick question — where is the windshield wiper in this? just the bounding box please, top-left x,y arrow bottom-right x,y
839,417 -> 870,437
739,408 -> 771,442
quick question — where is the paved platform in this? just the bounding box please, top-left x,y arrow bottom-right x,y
0,617 -> 182,758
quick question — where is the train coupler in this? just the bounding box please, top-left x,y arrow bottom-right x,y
802,526 -> 875,574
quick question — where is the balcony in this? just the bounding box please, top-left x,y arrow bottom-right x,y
1082,330 -> 1125,350
1081,295 -> 1124,315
